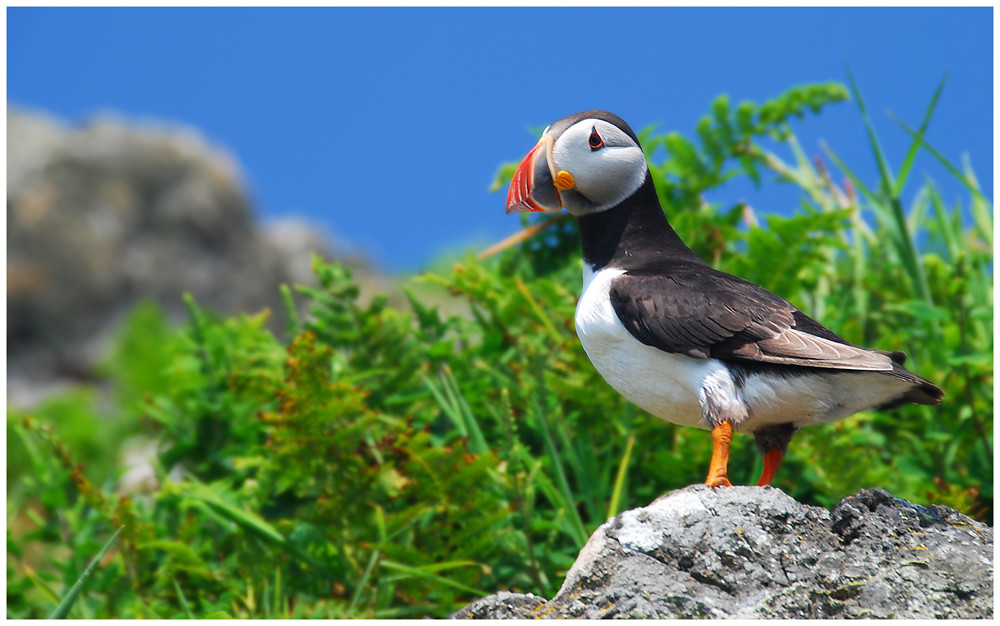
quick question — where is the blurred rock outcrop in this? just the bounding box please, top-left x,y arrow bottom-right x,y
455,486 -> 992,619
7,107 -> 370,405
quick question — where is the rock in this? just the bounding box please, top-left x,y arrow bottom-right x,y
7,107 -> 373,405
455,591 -> 547,619
454,486 -> 992,619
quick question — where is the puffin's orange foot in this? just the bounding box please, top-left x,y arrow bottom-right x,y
704,422 -> 734,488
756,447 -> 784,487
705,473 -> 733,488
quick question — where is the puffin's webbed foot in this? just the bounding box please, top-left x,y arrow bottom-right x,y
704,422 -> 733,488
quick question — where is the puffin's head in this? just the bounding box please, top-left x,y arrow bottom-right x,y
506,110 -> 647,218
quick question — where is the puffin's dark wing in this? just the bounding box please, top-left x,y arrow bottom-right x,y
608,264 -> 893,371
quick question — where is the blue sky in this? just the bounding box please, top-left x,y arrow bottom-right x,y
8,7 -> 993,272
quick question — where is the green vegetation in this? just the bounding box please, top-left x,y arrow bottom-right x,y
7,79 -> 992,618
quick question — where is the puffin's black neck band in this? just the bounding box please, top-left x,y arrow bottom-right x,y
576,175 -> 703,271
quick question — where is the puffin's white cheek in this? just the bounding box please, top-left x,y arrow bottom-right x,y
576,150 -> 647,207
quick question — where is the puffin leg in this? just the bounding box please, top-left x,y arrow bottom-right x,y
755,448 -> 784,486
704,422 -> 734,488
752,422 -> 798,487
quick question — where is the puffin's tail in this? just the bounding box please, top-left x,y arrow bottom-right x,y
874,349 -> 944,409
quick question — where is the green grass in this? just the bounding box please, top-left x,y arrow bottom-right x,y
7,78 -> 992,618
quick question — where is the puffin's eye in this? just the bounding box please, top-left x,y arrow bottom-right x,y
588,128 -> 604,151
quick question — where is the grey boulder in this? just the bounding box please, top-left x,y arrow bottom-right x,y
7,108 -> 369,405
455,485 -> 992,619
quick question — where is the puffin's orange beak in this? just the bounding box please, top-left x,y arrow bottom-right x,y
506,135 -> 562,213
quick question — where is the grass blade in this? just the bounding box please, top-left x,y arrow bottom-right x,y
888,112 -> 992,207
280,283 -> 302,338
379,560 -> 487,597
183,485 -> 325,571
893,72 -> 948,196
421,368 -> 488,453
173,578 -> 194,618
530,393 -> 589,546
905,185 -> 932,245
516,446 -> 586,544
49,526 -> 123,619
822,141 -> 934,311
842,68 -> 935,308
137,597 -> 163,619
272,567 -> 284,618
820,142 -> 883,212
848,206 -> 870,338
515,276 -> 563,343
442,367 -> 489,454
421,373 -> 467,438
555,424 -> 591,518
844,63 -> 896,195
22,564 -> 62,607
349,550 -> 380,615
606,434 -> 635,519
575,430 -> 608,524
927,180 -> 960,261
963,156 -> 993,248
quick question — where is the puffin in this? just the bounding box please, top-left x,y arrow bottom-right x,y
505,110 -> 943,488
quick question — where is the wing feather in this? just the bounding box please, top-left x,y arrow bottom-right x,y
608,264 -> 892,372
